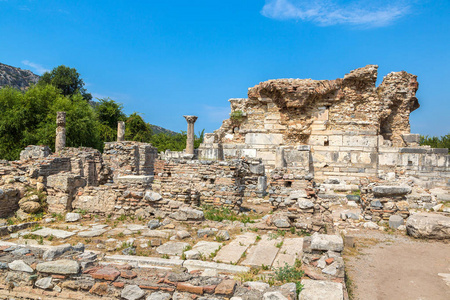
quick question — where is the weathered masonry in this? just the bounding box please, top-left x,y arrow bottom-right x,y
0,65 -> 448,221
198,65 -> 449,188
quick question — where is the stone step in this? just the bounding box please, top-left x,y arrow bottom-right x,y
241,234 -> 282,267
272,237 -> 304,268
214,232 -> 257,264
104,254 -> 184,268
183,260 -> 249,274
103,255 -> 249,274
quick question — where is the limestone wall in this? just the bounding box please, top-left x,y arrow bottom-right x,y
378,147 -> 449,188
103,141 -> 158,179
152,159 -> 262,208
197,65 -> 448,189
72,175 -> 153,216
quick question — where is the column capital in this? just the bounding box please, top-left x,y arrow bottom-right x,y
183,115 -> 198,123
56,111 -> 66,126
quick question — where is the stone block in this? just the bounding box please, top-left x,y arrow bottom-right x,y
373,186 -> 411,196
342,135 -> 377,147
401,134 -> 420,146
300,279 -> 343,300
328,135 -> 343,146
116,175 -> 153,185
378,152 -> 399,166
47,174 -> 85,193
242,148 -> 257,158
245,133 -> 283,145
309,135 -> 327,146
389,215 -> 404,229
310,233 -> 344,252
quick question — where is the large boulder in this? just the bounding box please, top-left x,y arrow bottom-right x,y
20,201 -> 41,214
406,213 -> 450,239
18,195 -> 39,206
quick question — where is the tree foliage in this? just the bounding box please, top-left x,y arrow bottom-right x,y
420,134 -> 450,149
38,65 -> 92,101
94,97 -> 127,142
0,64 -> 205,160
125,113 -> 153,142
150,129 -> 204,152
0,85 -> 100,160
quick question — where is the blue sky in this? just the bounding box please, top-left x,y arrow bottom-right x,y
1,0 -> 449,136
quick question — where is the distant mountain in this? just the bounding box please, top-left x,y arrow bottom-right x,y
0,62 -> 40,90
150,124 -> 177,136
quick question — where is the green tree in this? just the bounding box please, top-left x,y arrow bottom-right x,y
125,113 -> 153,142
94,98 -> 127,142
150,130 -> 204,152
420,134 -> 450,149
0,85 -> 101,160
39,65 -> 92,101
37,93 -> 102,150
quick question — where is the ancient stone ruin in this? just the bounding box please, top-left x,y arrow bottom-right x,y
0,65 -> 448,299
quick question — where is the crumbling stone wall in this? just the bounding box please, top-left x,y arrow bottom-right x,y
378,147 -> 449,189
152,158 -> 264,208
103,142 -> 158,179
360,182 -> 412,221
72,175 -> 153,216
198,65 -> 449,190
19,145 -> 51,161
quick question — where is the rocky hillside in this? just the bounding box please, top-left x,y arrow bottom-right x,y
0,62 -> 40,90
150,124 -> 177,135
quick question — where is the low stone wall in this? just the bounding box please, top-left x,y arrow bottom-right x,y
152,159 -> 251,208
378,147 -> 449,189
103,142 -> 157,179
72,176 -> 153,216
360,183 -> 412,221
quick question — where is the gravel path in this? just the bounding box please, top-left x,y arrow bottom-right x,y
344,230 -> 450,300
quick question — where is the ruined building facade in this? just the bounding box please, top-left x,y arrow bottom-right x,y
0,65 -> 448,227
198,65 -> 448,188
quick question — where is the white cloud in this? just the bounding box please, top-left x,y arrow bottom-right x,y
21,60 -> 50,75
261,0 -> 412,27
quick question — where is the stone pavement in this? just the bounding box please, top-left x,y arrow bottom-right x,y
241,234 -> 283,267
7,220 -> 307,272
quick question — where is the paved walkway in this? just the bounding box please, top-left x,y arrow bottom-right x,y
12,223 -> 305,271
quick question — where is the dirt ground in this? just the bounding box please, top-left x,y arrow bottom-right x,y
344,230 -> 450,300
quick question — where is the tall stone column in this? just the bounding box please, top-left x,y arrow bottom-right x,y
117,121 -> 125,142
55,111 -> 66,153
183,115 -> 198,155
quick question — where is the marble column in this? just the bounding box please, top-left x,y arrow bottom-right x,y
183,115 -> 198,155
55,111 -> 66,153
117,121 -> 125,142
